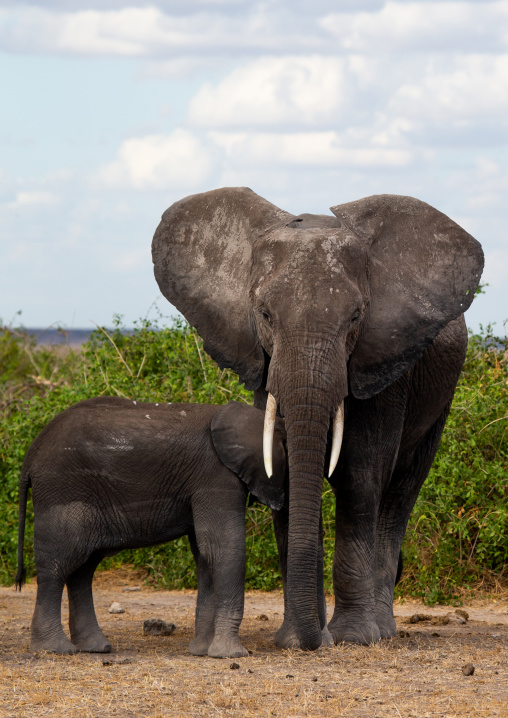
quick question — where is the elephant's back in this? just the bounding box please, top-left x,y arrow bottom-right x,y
23,397 -> 220,491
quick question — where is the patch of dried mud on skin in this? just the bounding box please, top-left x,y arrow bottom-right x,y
0,573 -> 507,718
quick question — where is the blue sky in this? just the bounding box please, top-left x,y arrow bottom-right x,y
1,0 -> 507,333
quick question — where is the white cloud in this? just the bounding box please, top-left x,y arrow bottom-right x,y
187,50 -> 508,145
189,56 -> 351,127
5,1 -> 505,59
210,130 -> 413,168
390,55 -> 508,123
0,7 -> 180,56
0,5 -> 310,57
320,1 -> 508,53
95,129 -> 214,190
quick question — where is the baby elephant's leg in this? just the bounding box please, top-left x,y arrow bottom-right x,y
30,514 -> 82,654
67,553 -> 111,653
188,533 -> 216,656
194,490 -> 249,659
31,570 -> 76,654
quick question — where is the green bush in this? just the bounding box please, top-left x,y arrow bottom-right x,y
0,316 -> 507,602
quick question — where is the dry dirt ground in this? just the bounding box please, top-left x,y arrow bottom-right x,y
0,570 -> 507,718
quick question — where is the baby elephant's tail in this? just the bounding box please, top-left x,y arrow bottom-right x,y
15,468 -> 31,590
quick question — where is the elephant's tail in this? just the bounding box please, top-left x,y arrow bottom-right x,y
15,468 -> 31,590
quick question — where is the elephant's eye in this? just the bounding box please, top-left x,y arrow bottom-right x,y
260,309 -> 272,324
351,309 -> 361,324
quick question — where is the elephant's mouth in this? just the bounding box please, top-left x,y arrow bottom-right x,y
263,392 -> 344,479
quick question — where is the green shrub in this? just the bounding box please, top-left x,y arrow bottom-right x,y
0,317 -> 507,601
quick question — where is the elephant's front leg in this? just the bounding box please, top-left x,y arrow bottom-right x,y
193,490 -> 249,659
328,389 -> 406,645
273,506 -> 332,649
188,532 -> 216,656
327,481 -> 381,645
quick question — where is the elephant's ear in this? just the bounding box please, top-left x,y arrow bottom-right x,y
211,401 -> 286,511
330,195 -> 484,399
152,187 -> 292,390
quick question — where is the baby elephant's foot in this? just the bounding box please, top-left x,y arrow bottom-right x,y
207,636 -> 248,659
274,620 -> 300,650
72,631 -> 112,653
31,633 -> 77,655
188,634 -> 213,656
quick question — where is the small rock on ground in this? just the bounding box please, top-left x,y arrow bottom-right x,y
455,609 -> 469,621
462,663 -> 475,676
143,618 -> 176,636
108,602 -> 125,614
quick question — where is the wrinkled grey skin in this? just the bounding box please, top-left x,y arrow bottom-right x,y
16,398 -> 286,657
152,188 -> 484,650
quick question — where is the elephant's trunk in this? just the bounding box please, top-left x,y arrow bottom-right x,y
266,335 -> 348,650
282,386 -> 335,650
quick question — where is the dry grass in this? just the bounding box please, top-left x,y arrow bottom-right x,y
1,571 -> 507,718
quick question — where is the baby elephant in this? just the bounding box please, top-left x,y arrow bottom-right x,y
16,398 -> 286,658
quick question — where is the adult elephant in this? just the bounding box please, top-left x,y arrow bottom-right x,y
151,188 -> 483,650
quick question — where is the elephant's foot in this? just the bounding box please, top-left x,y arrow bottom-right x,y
30,632 -> 77,655
321,625 -> 334,647
328,617 -> 381,645
188,633 -> 214,656
274,619 -> 300,649
375,608 -> 397,639
72,629 -> 112,653
207,635 -> 248,659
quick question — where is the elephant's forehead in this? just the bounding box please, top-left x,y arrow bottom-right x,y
254,227 -> 365,277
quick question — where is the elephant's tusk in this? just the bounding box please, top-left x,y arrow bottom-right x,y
263,393 -> 277,478
328,401 -> 344,478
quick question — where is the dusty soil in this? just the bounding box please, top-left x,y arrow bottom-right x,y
1,570 -> 507,718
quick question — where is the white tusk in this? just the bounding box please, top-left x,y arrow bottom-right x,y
263,393 -> 277,478
328,401 -> 344,478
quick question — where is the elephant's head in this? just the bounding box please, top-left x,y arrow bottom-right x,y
211,401 -> 287,511
152,187 -> 483,648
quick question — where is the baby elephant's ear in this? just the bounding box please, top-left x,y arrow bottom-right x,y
211,402 -> 286,511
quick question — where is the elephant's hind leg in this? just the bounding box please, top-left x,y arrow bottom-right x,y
67,553 -> 111,653
31,572 -> 76,654
374,406 -> 451,638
